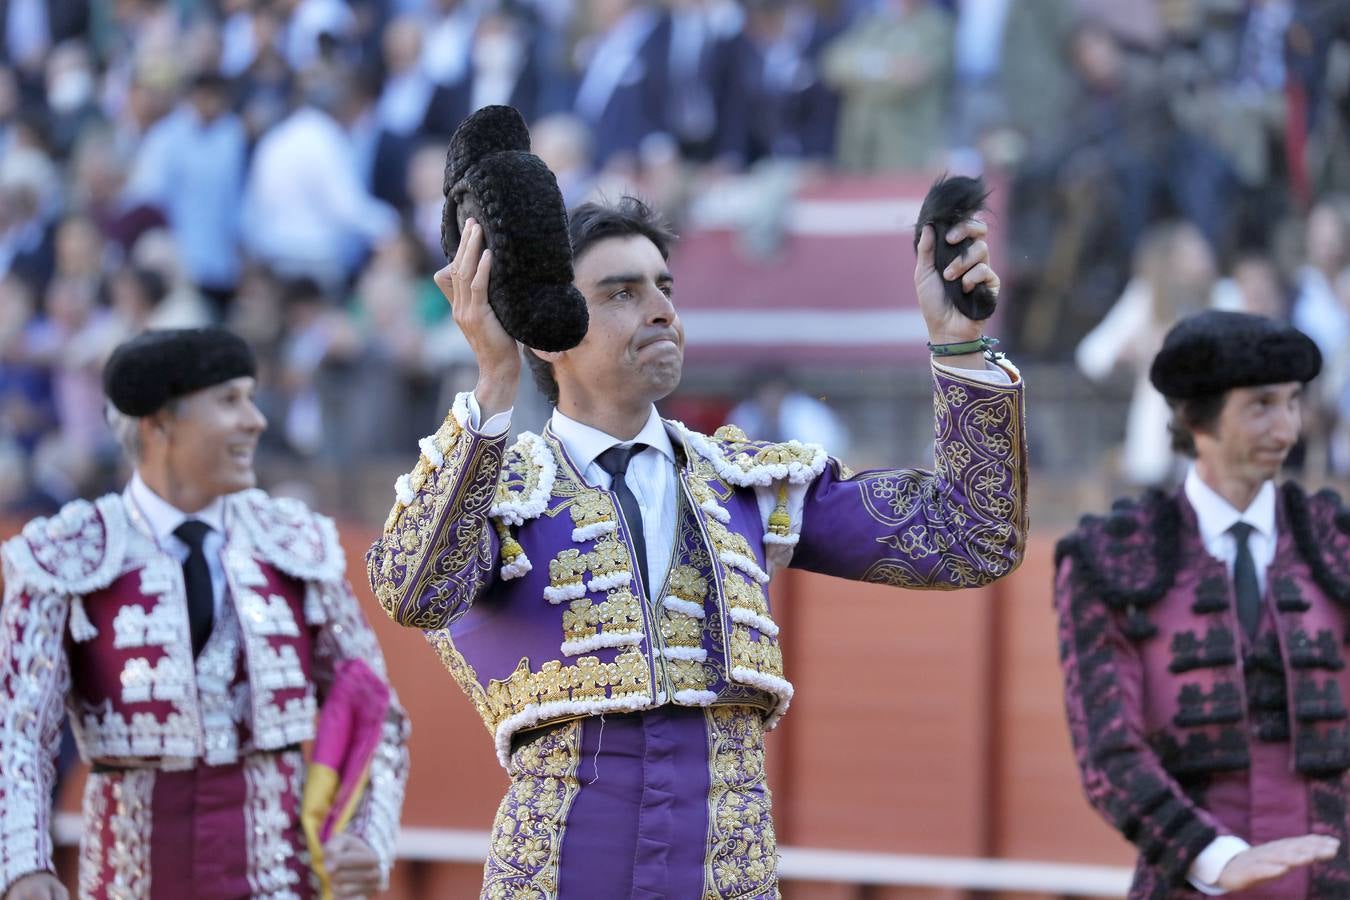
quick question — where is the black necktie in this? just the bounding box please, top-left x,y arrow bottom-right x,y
597,444 -> 650,594
1229,522 -> 1261,639
174,519 -> 215,656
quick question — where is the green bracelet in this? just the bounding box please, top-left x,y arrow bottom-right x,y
927,336 -> 999,357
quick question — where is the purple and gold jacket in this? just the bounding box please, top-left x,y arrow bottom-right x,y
1055,485 -> 1350,898
0,489 -> 410,894
369,363 -> 1026,766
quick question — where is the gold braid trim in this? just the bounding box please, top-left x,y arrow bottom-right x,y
369,410 -> 506,628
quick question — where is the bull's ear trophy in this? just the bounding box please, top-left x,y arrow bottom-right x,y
913,174 -> 997,321
441,104 -> 589,351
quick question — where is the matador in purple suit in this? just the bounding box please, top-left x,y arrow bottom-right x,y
1056,311 -> 1350,899
0,328 -> 409,900
368,197 -> 1027,898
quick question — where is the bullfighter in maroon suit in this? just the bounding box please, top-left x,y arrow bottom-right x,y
1056,310 -> 1350,899
0,328 -> 409,900
367,196 -> 1028,898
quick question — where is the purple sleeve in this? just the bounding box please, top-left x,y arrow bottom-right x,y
791,364 -> 1027,589
365,408 -> 506,630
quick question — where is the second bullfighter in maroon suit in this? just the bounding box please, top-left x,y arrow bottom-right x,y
1056,311 -> 1348,899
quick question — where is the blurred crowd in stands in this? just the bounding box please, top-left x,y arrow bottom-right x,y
0,0 -> 1348,516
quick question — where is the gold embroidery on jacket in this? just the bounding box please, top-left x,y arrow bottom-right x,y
482,721 -> 582,898
723,571 -> 768,618
372,411 -> 504,628
568,491 -> 617,532
705,706 -> 777,898
730,626 -> 785,678
562,591 -> 644,644
548,549 -> 587,594
854,368 -> 1025,589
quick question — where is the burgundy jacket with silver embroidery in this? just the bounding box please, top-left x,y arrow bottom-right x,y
0,489 -> 410,893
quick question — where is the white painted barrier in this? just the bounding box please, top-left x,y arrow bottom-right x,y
55,815 -> 1132,896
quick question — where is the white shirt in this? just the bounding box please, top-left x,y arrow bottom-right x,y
1180,467 -> 1278,893
242,108 -> 398,279
1292,266 -> 1348,359
1185,467 -> 1277,595
124,473 -> 228,616
550,407 -> 679,596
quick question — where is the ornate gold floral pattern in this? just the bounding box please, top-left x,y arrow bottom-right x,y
568,492 -> 617,534
483,653 -> 652,723
708,426 -> 825,483
425,628 -> 493,733
661,613 -> 704,649
704,706 -> 778,899
854,367 -> 1026,590
370,411 -> 505,629
723,572 -> 769,619
496,434 -> 548,513
655,504 -> 720,700
562,591 -> 644,646
729,627 -> 784,678
482,721 -> 582,899
695,500 -> 788,705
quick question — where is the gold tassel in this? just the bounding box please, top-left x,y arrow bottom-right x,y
493,519 -> 524,563
768,484 -> 791,537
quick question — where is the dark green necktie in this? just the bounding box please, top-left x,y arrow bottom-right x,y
1229,521 -> 1261,639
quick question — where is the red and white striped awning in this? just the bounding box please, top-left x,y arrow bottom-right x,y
670,174 -> 1006,366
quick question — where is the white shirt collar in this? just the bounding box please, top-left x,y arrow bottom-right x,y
549,405 -> 675,478
126,471 -> 226,544
1184,465 -> 1276,546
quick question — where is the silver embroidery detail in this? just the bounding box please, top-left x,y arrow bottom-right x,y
197,594 -> 245,765
238,590 -> 301,638
105,769 -> 154,900
119,656 -> 194,704
113,592 -> 182,650
0,587 -> 69,892
77,703 -> 199,759
78,774 -> 107,896
244,752 -> 302,899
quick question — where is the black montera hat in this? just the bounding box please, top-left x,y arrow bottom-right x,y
1149,310 -> 1321,400
103,327 -> 257,417
441,105 -> 588,352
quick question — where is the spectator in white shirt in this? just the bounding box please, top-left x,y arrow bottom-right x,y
241,77 -> 399,290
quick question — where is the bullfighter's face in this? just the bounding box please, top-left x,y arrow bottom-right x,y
551,234 -> 685,412
1195,382 -> 1303,492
